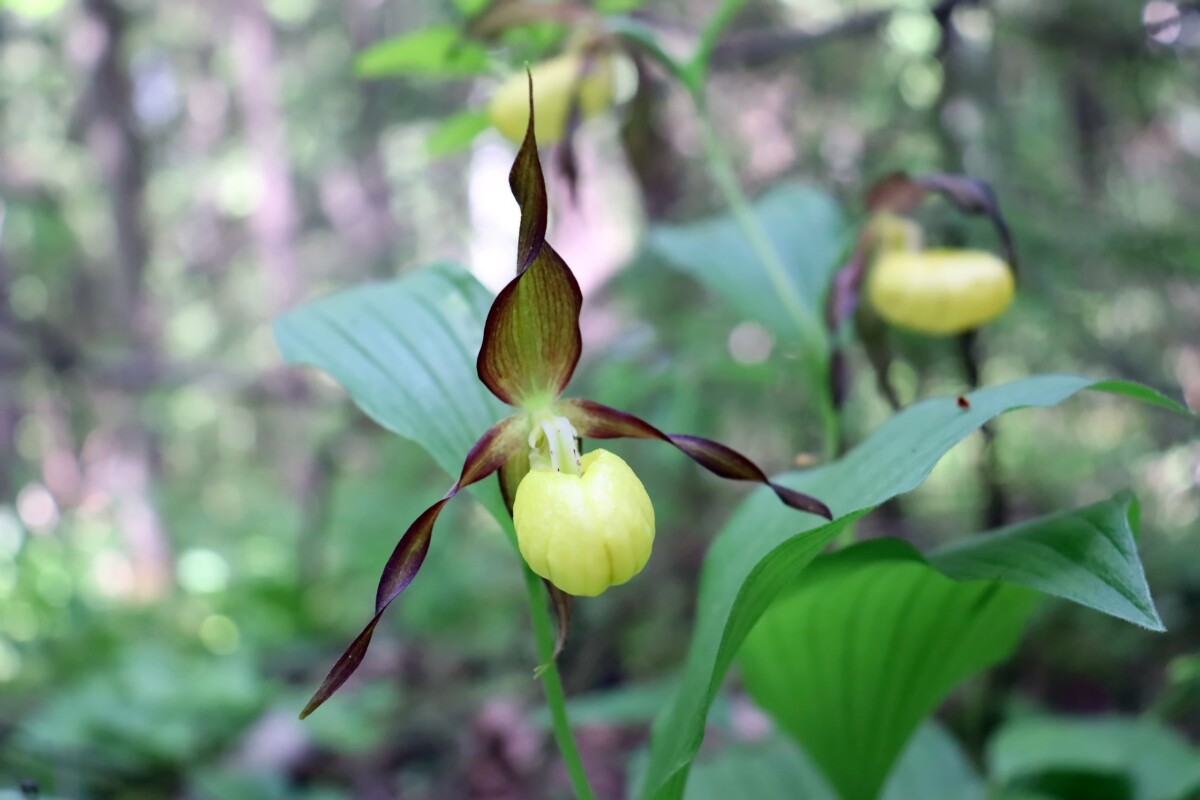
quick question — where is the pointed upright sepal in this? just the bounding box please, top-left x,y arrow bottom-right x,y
477,72 -> 583,408
559,399 -> 832,520
864,171 -> 1018,277
300,415 -> 527,720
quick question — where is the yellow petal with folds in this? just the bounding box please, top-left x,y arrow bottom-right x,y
867,248 -> 1015,335
487,52 -> 615,145
513,449 -> 654,597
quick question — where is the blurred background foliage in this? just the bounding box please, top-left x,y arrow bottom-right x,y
0,0 -> 1197,797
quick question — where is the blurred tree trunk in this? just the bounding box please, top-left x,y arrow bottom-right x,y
74,0 -> 171,600
231,0 -> 302,312
339,0 -> 400,279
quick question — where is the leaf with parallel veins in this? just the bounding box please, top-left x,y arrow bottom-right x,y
477,73 -> 584,407
560,398 -> 832,520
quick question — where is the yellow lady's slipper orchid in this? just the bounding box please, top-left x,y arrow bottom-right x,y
515,448 -> 654,596
488,51 -> 615,144
867,248 -> 1015,335
296,74 -> 829,720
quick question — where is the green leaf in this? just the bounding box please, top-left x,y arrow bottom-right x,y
355,25 -> 491,78
637,375 -> 1184,800
930,492 -> 1163,630
453,0 -> 491,15
744,491 -> 1160,799
683,736 -> 836,800
597,0 -> 646,11
989,716 -> 1200,800
883,722 -> 985,800
426,110 -> 490,157
739,537 -> 1035,800
274,262 -> 507,479
689,0 -> 748,82
644,181 -> 847,348
681,722 -> 982,800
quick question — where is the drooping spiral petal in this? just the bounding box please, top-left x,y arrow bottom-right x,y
559,399 -> 832,520
300,415 -> 527,719
864,171 -> 1017,277
477,73 -> 583,408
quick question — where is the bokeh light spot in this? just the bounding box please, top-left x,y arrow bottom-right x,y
9,274 -> 49,320
899,61 -> 944,109
1143,1 -> 1182,44
887,11 -> 940,55
728,322 -> 774,365
177,548 -> 231,594
91,549 -> 137,600
199,614 -> 240,654
16,484 -> 58,533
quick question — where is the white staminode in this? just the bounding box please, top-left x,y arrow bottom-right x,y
528,414 -> 581,475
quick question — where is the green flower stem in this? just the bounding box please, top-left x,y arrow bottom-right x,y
524,563 -> 596,800
690,90 -> 842,460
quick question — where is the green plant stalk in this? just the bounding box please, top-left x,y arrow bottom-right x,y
689,91 -> 842,460
524,563 -> 596,800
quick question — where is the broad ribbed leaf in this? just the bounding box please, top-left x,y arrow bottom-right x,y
738,494 -> 1160,800
638,375 -> 1187,800
738,537 -> 1033,800
883,722 -> 986,800
355,25 -> 490,78
560,398 -> 831,519
989,717 -> 1200,800
477,81 -> 584,406
930,492 -> 1162,630
682,737 -> 836,800
681,722 -> 982,800
645,182 -> 846,352
275,262 -> 507,478
299,415 -> 525,719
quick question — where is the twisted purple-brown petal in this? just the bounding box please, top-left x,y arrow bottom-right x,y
300,415 -> 526,719
560,399 -> 832,520
863,171 -> 1018,277
477,71 -> 583,407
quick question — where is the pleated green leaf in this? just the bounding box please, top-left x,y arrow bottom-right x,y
930,492 -> 1162,631
275,262 -> 507,479
739,537 -> 1035,800
645,181 -> 847,352
682,722 -> 983,800
989,716 -> 1200,800
638,376 -> 1186,800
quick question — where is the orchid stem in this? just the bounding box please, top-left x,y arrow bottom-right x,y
524,564 -> 596,800
689,88 -> 842,461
